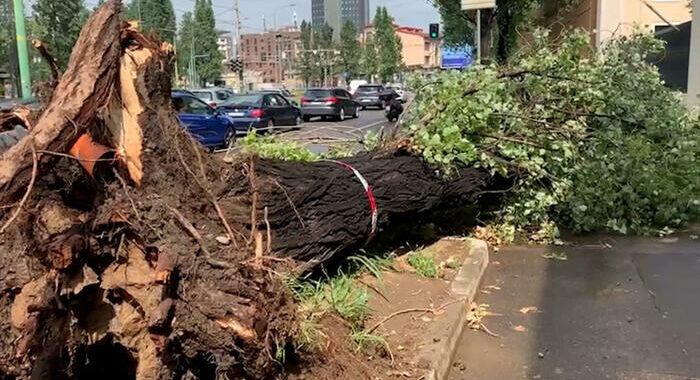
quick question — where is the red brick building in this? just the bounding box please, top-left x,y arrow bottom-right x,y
240,28 -> 302,84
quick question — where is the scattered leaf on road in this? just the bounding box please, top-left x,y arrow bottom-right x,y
511,325 -> 528,332
519,306 -> 540,314
542,252 -> 568,261
485,285 -> 502,291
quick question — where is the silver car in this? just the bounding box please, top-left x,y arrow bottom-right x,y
189,87 -> 234,108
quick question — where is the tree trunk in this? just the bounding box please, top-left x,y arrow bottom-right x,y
0,0 -> 122,207
254,156 -> 488,270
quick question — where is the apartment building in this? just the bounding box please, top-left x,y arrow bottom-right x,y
362,25 -> 442,70
239,28 -> 302,84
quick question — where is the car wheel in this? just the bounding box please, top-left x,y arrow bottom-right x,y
303,115 -> 311,122
338,108 -> 345,121
224,127 -> 236,149
353,106 -> 360,119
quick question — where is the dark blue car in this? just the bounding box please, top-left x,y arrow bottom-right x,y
218,93 -> 302,134
171,91 -> 236,150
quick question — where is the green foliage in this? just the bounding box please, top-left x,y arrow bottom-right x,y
177,11 -> 194,79
326,275 -> 370,325
361,34 -> 379,80
407,29 -> 699,237
295,21 -> 336,86
433,0 -> 580,61
338,21 -> 362,84
407,251 -> 440,278
542,252 -> 568,261
32,0 -> 90,68
0,0 -> 11,78
193,0 -> 222,85
240,133 -> 318,162
139,0 -> 176,42
373,7 -> 403,82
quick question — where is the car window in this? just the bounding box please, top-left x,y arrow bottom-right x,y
304,89 -> 332,98
229,95 -> 262,106
333,89 -> 345,97
274,94 -> 289,106
343,90 -> 352,98
192,91 -> 213,101
264,95 -> 279,107
183,96 -> 215,115
357,86 -> 383,93
215,91 -> 229,101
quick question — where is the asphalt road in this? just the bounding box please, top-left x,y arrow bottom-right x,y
277,108 -> 394,154
449,229 -> 700,380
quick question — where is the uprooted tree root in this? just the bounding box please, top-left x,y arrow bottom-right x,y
0,2 -> 298,378
1,2 -> 495,379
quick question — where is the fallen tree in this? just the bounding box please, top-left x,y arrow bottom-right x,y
0,1 -> 490,378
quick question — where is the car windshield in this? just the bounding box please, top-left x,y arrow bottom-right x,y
229,95 -> 262,106
304,90 -> 332,98
192,91 -> 213,101
357,86 -> 382,93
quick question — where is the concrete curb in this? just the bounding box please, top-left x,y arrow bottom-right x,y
421,238 -> 489,380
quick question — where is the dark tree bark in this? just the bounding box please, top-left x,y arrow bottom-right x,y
255,156 -> 489,269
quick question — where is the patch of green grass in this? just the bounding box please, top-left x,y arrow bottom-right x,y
327,275 -> 370,325
407,251 -> 440,278
350,330 -> 387,352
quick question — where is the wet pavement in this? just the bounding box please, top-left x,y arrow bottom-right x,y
449,230 -> 700,380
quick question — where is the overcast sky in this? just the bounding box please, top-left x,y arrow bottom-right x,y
170,0 -> 440,34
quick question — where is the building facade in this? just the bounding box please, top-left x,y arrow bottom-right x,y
239,28 -> 302,86
312,0 -> 370,39
362,25 -> 442,70
545,0 -> 692,48
216,31 -> 234,62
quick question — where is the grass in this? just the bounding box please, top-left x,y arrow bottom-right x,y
283,252 -> 396,353
407,250 -> 440,278
350,330 -> 388,352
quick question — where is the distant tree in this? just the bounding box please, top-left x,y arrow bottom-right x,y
338,20 -> 361,84
193,0 -> 222,85
32,0 -> 90,68
374,7 -> 402,82
361,34 -> 379,81
26,19 -> 51,82
140,0 -> 176,42
177,11 -> 195,81
0,0 -> 11,76
295,20 -> 321,86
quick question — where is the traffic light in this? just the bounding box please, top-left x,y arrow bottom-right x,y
429,23 -> 439,39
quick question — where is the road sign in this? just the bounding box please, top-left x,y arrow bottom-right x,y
461,0 -> 495,10
442,46 -> 473,69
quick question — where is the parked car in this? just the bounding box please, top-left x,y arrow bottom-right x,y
189,87 -> 234,108
385,84 -> 406,103
353,84 -> 385,109
259,88 -> 293,99
171,91 -> 237,150
217,92 -> 302,133
300,88 -> 360,121
349,79 -> 368,95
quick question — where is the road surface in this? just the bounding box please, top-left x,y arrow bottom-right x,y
277,108 -> 394,154
449,228 -> 700,380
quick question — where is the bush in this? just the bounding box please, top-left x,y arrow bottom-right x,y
406,29 -> 699,237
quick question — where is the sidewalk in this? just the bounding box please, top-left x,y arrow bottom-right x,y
449,230 -> 700,380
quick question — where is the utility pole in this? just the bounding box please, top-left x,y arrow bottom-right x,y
235,0 -> 244,93
12,0 -> 31,99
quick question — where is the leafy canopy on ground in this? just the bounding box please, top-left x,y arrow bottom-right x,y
407,250 -> 440,278
406,29 -> 699,237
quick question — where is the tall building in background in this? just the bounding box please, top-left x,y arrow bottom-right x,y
311,0 -> 369,39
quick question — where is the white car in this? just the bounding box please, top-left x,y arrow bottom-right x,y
386,85 -> 406,103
